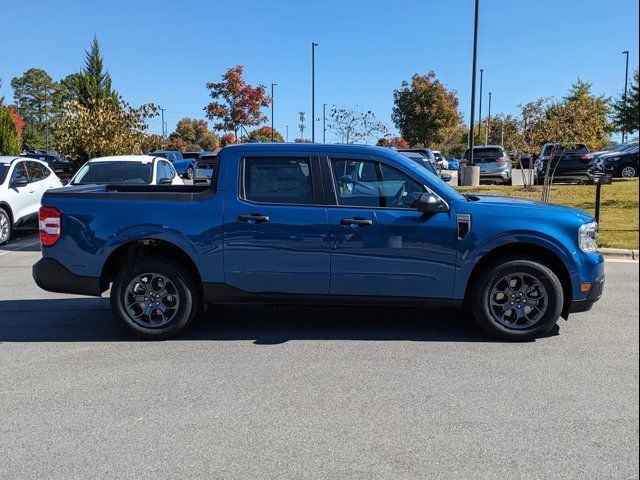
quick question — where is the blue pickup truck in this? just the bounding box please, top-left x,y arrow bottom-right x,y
33,143 -> 604,340
149,150 -> 196,181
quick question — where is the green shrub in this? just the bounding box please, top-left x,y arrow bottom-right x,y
0,106 -> 21,155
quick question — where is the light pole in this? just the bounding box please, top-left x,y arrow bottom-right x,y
622,50 -> 630,143
486,91 -> 492,145
271,83 -> 277,142
311,42 -> 318,142
462,0 -> 481,186
44,86 -> 49,152
286,125 -> 289,142
159,107 -> 166,140
478,69 -> 484,144
323,103 -> 327,143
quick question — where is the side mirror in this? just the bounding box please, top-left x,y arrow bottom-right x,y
12,177 -> 28,188
417,192 -> 449,214
440,173 -> 452,183
159,177 -> 173,185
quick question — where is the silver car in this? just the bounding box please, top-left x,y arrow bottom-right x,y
458,146 -> 513,185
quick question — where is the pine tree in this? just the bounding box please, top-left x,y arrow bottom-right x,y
77,36 -> 118,108
613,69 -> 639,138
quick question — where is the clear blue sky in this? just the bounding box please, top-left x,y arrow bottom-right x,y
1,0 -> 638,143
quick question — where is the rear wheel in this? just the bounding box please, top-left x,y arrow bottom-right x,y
503,177 -> 513,186
470,256 -> 563,340
185,167 -> 195,181
111,256 -> 199,339
0,208 -> 11,245
619,164 -> 637,178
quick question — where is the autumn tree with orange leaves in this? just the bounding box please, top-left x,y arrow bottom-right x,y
205,66 -> 271,141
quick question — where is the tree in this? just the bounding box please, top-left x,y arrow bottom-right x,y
545,79 -> 611,151
220,132 -> 236,146
612,69 -> 639,138
166,117 -> 220,151
433,124 -> 469,158
205,66 -> 271,137
76,37 -> 118,109
248,126 -> 284,142
57,98 -> 157,162
392,71 -> 461,147
10,68 -> 58,150
328,106 -> 388,144
0,106 -> 21,155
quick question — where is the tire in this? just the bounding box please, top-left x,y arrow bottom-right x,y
185,167 -> 195,181
110,256 -> 199,339
0,208 -> 11,245
470,256 -> 564,341
618,164 -> 637,178
503,177 -> 513,186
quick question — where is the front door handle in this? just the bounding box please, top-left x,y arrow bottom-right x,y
340,218 -> 373,227
238,214 -> 270,224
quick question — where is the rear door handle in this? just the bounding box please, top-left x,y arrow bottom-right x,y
238,214 -> 270,224
340,218 -> 373,227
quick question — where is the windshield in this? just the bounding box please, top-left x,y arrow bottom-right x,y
72,161 -> 154,185
0,164 -> 9,184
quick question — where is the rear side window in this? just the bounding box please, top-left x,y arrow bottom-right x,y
242,157 -> 313,205
27,162 -> 50,181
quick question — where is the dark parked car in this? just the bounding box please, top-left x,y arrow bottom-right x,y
536,143 -> 597,184
596,141 -> 639,178
21,150 -> 76,179
397,148 -> 437,166
399,151 -> 452,182
458,146 -> 513,185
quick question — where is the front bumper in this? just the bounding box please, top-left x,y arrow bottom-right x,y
33,257 -> 102,296
568,274 -> 605,314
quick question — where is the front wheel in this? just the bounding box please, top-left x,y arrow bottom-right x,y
0,208 -> 11,245
470,256 -> 564,340
110,256 -> 199,339
185,167 -> 195,181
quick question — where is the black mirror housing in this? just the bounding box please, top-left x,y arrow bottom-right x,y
417,192 -> 449,214
440,173 -> 452,183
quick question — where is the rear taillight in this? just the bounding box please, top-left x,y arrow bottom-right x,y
39,206 -> 61,247
580,154 -> 594,162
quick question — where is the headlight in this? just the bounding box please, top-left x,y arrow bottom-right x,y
605,156 -> 620,163
579,221 -> 599,253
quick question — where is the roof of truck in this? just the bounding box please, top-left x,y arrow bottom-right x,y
220,143 -> 396,155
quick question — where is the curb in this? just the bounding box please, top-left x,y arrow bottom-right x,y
599,248 -> 639,261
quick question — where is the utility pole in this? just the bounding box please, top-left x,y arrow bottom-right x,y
159,107 -> 166,140
44,86 -> 49,152
478,69 -> 484,145
311,42 -> 318,142
462,0 -> 481,186
323,103 -> 327,143
270,83 -> 277,142
486,92 -> 492,145
286,125 -> 289,142
622,50 -> 630,143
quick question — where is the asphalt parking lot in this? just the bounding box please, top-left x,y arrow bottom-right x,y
1,233 -> 638,479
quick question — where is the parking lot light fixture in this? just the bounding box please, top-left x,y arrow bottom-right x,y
462,0 -> 481,186
271,83 -> 277,142
311,42 -> 318,142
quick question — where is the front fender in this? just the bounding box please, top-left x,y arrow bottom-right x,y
453,230 -> 581,299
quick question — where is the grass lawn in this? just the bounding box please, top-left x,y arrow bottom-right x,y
456,178 -> 639,250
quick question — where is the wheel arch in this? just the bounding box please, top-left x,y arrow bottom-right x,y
0,202 -> 14,225
100,238 -> 203,294
464,242 -> 573,317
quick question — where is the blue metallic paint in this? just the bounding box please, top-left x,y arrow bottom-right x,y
38,143 -> 604,308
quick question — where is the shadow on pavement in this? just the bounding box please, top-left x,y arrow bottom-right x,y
0,298 -> 558,343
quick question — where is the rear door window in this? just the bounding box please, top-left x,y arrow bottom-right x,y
11,162 -> 29,184
242,157 -> 314,205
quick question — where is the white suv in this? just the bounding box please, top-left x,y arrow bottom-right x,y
0,156 -> 63,245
